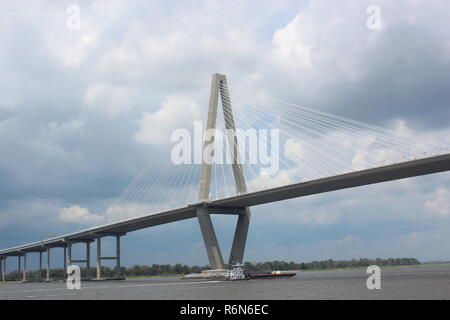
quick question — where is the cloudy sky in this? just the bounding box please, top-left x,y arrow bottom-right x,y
1,0 -> 450,270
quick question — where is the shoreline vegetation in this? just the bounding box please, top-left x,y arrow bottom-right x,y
1,257 -> 428,281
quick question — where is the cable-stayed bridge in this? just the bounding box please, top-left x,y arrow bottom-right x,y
1,73 -> 450,281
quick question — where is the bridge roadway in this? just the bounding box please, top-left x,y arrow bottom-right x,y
1,153 -> 449,257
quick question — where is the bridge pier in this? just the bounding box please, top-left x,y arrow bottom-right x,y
66,241 -> 72,273
196,207 -> 225,270
46,248 -> 51,281
17,254 -> 21,281
116,236 -> 121,276
0,256 -> 4,282
42,244 -> 69,281
2,257 -> 5,282
63,246 -> 67,279
96,237 -> 101,279
38,251 -> 42,280
64,240 -> 94,280
229,208 -> 251,265
86,242 -> 91,278
22,252 -> 27,282
218,75 -> 252,266
95,234 -> 123,279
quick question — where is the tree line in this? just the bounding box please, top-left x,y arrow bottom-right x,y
2,257 -> 420,280
242,257 -> 420,273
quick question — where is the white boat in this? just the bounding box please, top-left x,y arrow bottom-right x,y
225,262 -> 247,280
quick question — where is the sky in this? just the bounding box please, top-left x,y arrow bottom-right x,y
1,0 -> 450,270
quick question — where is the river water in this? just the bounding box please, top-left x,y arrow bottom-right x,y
0,264 -> 449,299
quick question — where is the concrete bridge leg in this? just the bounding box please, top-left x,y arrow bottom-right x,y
39,251 -> 42,281
96,237 -> 101,280
1,257 -> 5,282
17,255 -> 21,281
228,208 -> 251,265
67,241 -> 72,267
86,242 -> 91,279
63,247 -> 67,279
197,73 -> 226,270
22,252 -> 27,282
218,75 -> 251,266
196,207 -> 225,270
94,236 -> 122,279
46,248 -> 51,281
116,236 -> 121,277
66,242 -> 72,281
0,257 -> 4,282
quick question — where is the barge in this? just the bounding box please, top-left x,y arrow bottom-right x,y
182,263 -> 296,280
226,263 -> 296,280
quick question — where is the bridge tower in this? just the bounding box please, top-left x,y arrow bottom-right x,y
197,73 -> 251,270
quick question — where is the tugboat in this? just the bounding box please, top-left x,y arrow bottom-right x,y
225,263 -> 296,281
225,262 -> 248,280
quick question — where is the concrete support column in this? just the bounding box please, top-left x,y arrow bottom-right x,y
65,242 -> 72,280
63,247 -> 67,270
218,75 -> 251,265
116,236 -> 121,277
66,241 -> 72,267
0,257 -> 3,282
22,252 -> 27,282
86,242 -> 91,279
96,237 -> 101,280
17,255 -> 21,281
63,247 -> 67,279
46,248 -> 51,281
39,251 -> 43,280
198,73 -> 220,200
1,257 -> 5,282
228,208 -> 251,265
196,207 -> 225,269
196,73 -> 225,270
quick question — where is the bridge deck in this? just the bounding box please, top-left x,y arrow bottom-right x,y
213,153 -> 450,208
1,153 -> 450,256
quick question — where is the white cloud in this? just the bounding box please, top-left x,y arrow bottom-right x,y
58,205 -> 104,224
83,83 -> 139,116
284,138 -> 306,163
424,188 -> 450,217
48,32 -> 98,67
105,203 -> 151,222
134,95 -> 202,145
104,200 -> 184,223
336,235 -> 359,245
272,14 -> 313,71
